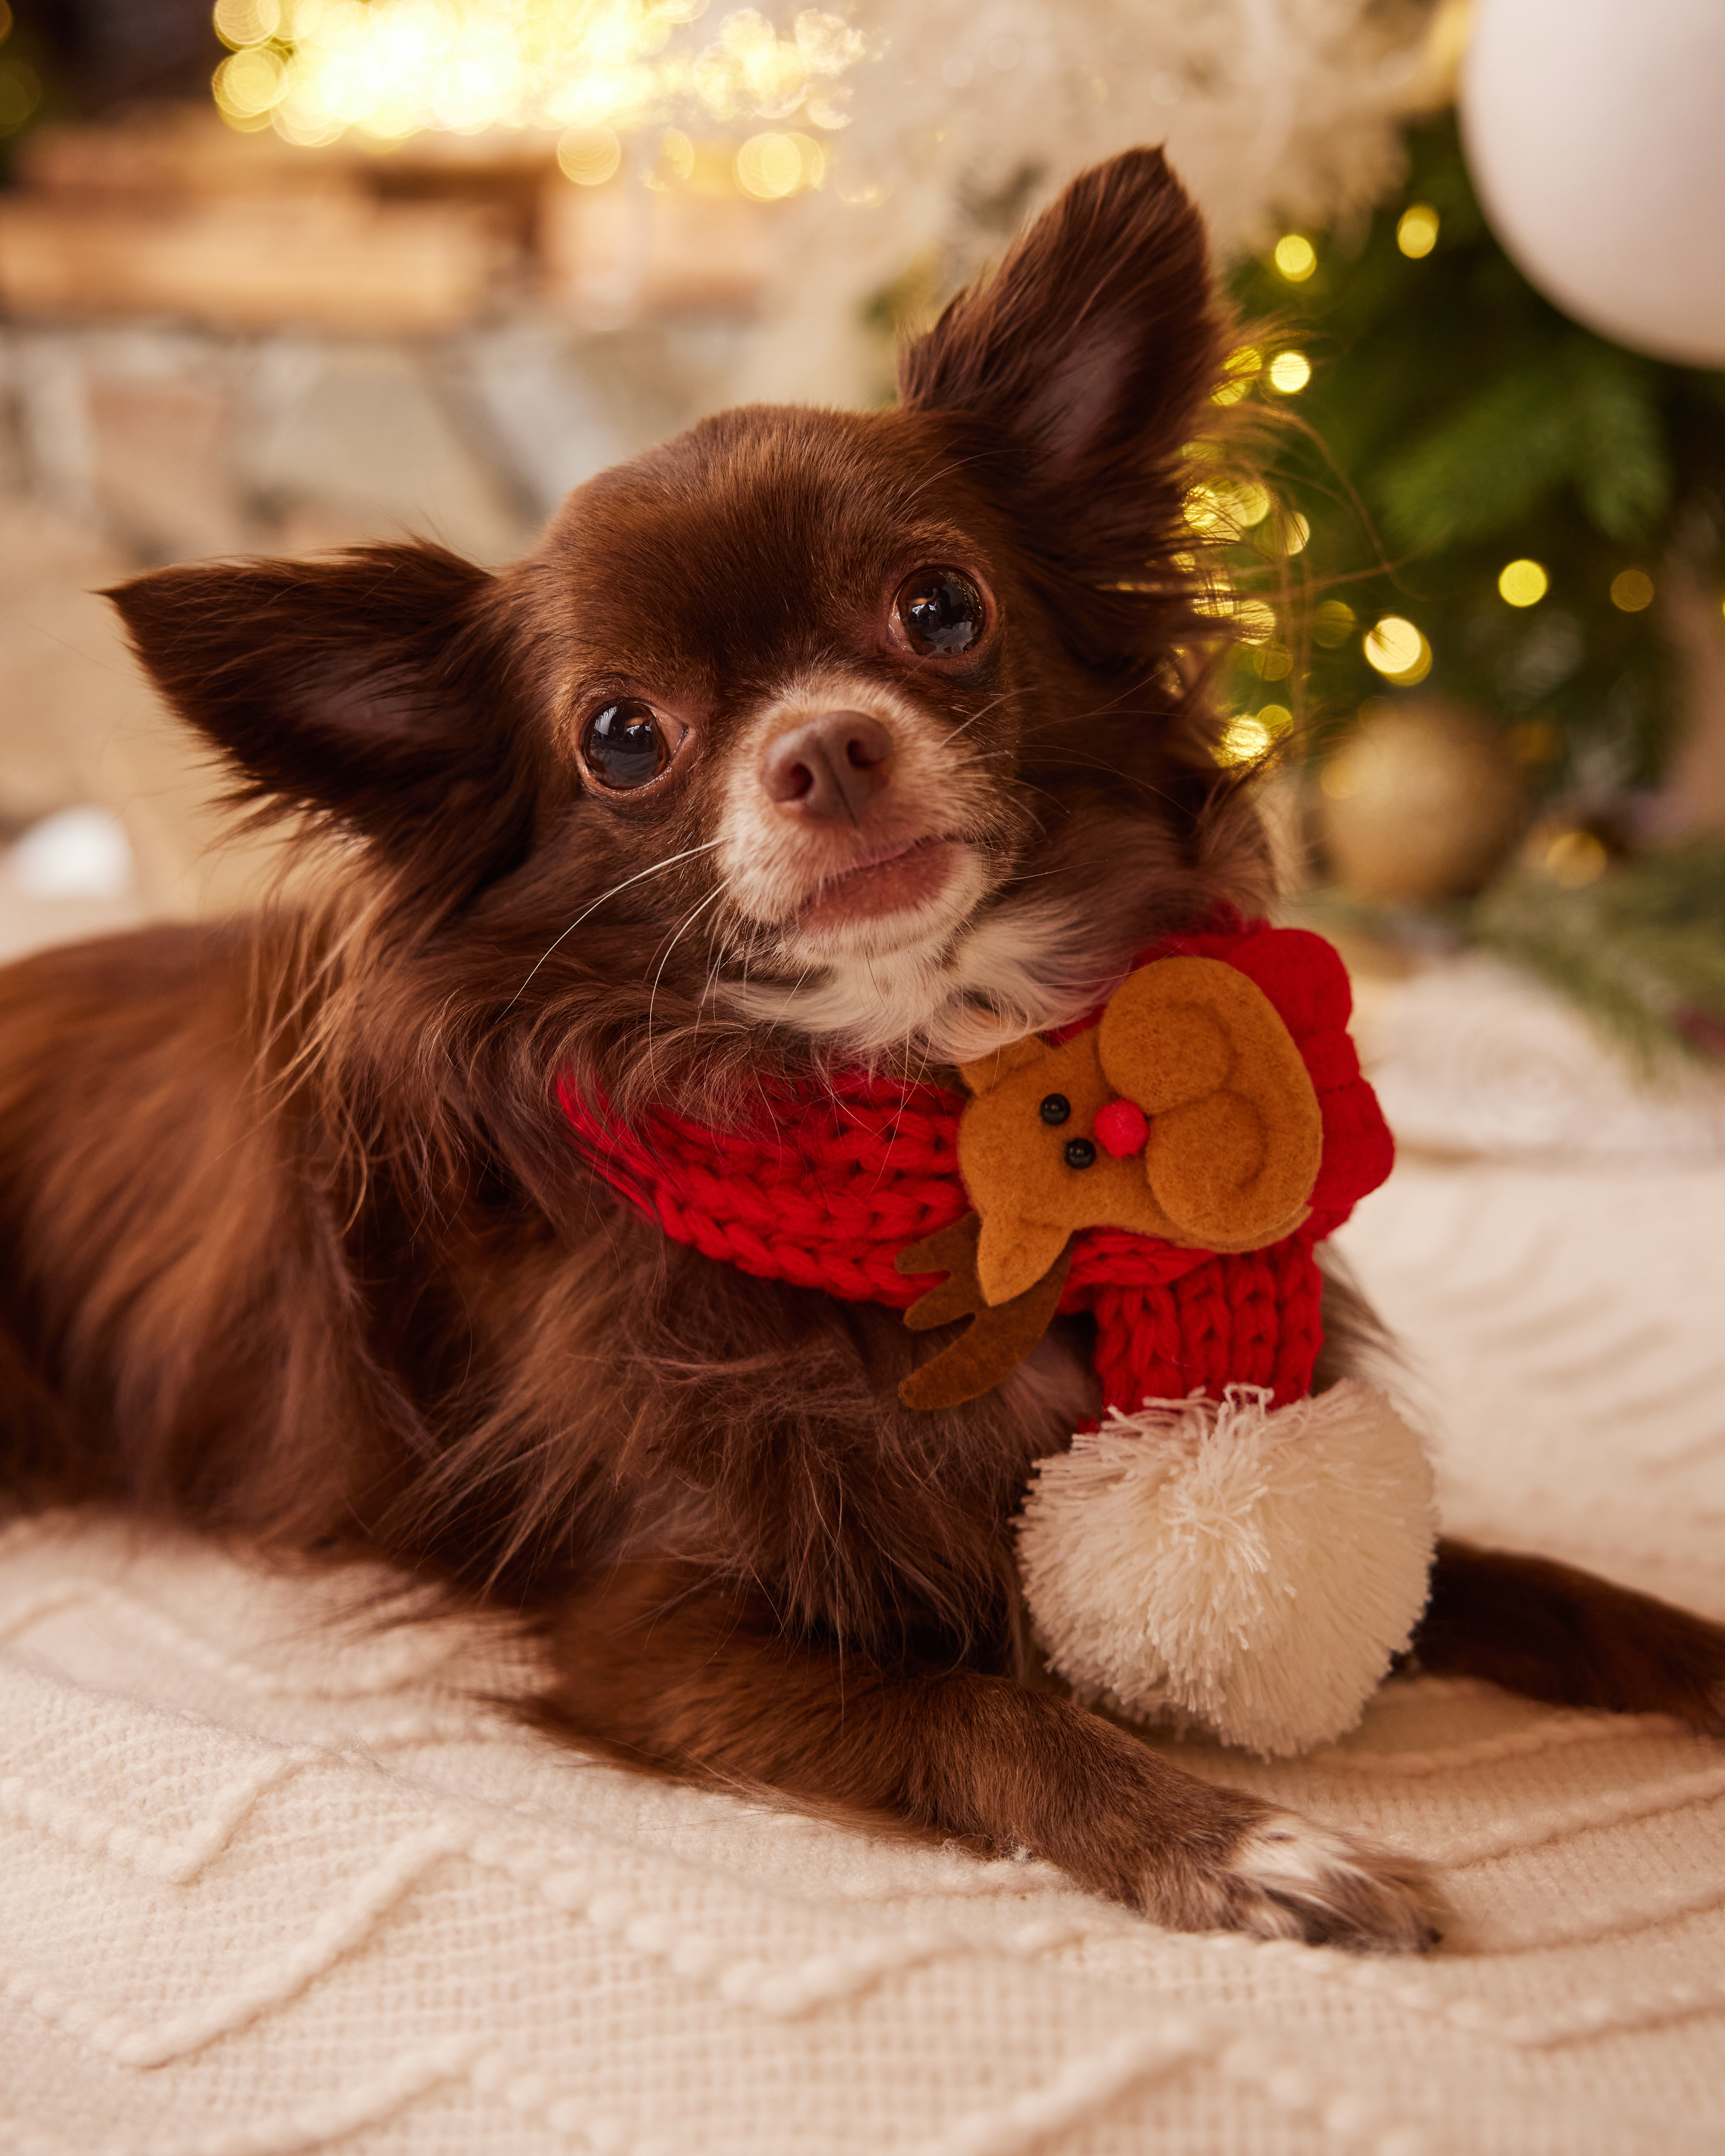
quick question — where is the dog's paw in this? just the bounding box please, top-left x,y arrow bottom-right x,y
1150,1808 -> 1445,1955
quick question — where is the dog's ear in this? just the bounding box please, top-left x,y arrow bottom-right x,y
107,541 -> 535,883
898,148 -> 1224,586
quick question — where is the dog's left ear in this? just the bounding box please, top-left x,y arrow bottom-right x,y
898,148 -> 1224,586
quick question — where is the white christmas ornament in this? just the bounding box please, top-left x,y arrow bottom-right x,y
1461,0 -> 1725,367
1018,1382 -> 1437,1757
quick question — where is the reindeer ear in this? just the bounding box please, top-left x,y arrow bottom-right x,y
958,1033 -> 1050,1096
106,541 -> 534,886
898,149 -> 1224,601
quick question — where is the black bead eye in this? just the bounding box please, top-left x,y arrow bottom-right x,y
581,699 -> 674,791
1039,1094 -> 1070,1125
1064,1138 -> 1097,1171
894,568 -> 986,656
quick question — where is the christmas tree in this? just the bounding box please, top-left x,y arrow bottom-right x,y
1215,110 -> 1725,1061
1223,110 -> 1725,800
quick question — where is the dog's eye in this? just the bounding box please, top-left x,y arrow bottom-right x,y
580,700 -> 682,792
895,568 -> 987,656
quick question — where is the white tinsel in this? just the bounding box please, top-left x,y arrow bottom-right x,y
1017,1381 -> 1437,1758
732,0 -> 1449,407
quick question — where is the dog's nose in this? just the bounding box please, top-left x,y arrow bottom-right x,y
760,711 -> 892,823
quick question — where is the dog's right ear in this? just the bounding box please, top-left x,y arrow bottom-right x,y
107,541 -> 536,883
898,148 -> 1226,599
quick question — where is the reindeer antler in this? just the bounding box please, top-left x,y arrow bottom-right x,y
895,1214 -> 1074,1411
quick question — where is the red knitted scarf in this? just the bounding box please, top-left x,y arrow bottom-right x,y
558,915 -> 1393,1413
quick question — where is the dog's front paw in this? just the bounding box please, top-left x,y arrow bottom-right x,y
1148,1807 -> 1445,1955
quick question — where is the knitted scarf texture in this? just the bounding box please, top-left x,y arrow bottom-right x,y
559,915 -> 1393,1413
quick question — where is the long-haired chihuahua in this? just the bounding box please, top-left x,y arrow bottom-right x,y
4,150 -> 1721,1955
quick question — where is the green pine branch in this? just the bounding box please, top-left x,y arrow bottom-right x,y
1222,112 -> 1725,797
1474,842 -> 1725,1065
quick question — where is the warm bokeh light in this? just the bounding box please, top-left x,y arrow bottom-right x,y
1210,345 -> 1262,407
1267,350 -> 1311,395
1192,587 -> 1278,648
1395,203 -> 1439,258
558,123 -> 622,181
1273,234 -> 1316,282
1498,558 -> 1549,607
1363,615 -> 1432,684
1183,478 -> 1270,539
734,127 -> 824,196
1610,568 -> 1655,612
1231,482 -> 1271,527
208,1 -> 863,151
1542,828 -> 1609,888
1275,511 -> 1310,557
214,44 -> 287,123
1217,715 -> 1271,766
1217,704 -> 1292,767
0,47 -> 42,135
214,0 -> 281,46
1311,599 -> 1356,648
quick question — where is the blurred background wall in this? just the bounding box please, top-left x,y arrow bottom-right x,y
0,0 -> 1722,1068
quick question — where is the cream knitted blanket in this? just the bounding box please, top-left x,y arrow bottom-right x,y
5,1143 -> 1725,2153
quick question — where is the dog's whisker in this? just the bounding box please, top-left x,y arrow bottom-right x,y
942,690 -> 1022,744
504,839 -> 726,1012
645,878 -> 735,1050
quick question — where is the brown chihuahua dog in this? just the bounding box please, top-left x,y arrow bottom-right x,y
3,151 -> 1721,1955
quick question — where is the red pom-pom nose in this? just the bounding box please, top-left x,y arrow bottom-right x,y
1093,1098 -> 1149,1158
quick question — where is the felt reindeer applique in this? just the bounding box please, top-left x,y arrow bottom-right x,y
896,956 -> 1325,1410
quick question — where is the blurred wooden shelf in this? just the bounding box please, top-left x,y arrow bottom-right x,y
0,107 -> 778,335
0,194 -> 512,337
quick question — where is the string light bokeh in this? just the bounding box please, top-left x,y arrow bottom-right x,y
210,0 -> 862,176
1363,615 -> 1433,686
1497,557 -> 1549,608
1395,202 -> 1438,257
0,0 -> 41,143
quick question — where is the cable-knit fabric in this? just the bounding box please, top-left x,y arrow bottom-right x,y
559,917 -> 1393,1412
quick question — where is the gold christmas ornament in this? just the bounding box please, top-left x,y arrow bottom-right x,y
1318,699 -> 1526,902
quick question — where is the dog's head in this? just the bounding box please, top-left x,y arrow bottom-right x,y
110,148 -> 1267,1120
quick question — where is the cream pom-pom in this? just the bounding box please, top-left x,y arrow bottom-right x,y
1017,1382 -> 1436,1758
